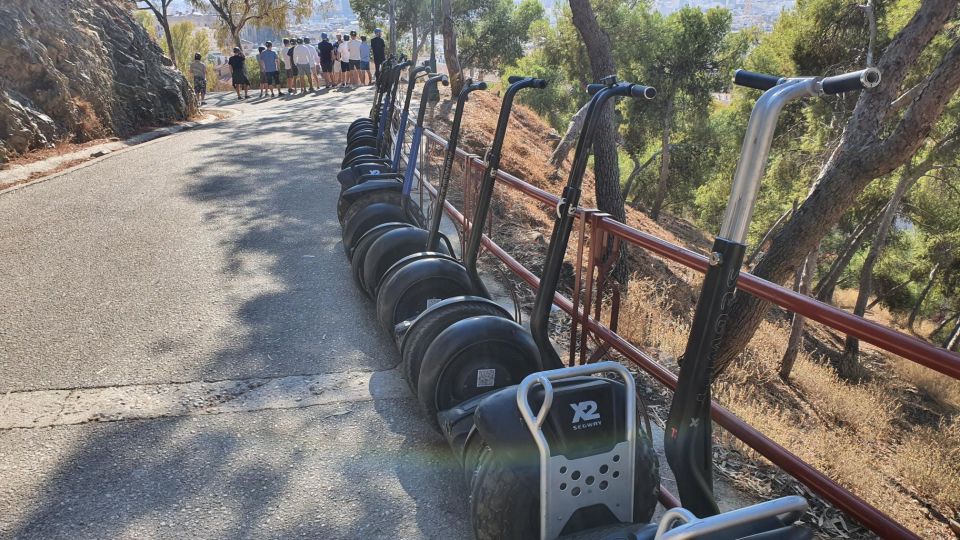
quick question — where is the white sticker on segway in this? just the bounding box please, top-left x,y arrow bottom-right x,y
476,368 -> 496,388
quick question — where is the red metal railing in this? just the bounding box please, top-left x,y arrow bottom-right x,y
406,125 -> 960,538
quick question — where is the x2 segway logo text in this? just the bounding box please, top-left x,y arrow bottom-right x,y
570,401 -> 602,430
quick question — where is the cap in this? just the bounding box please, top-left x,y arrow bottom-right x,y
265,40 -> 272,46
321,32 -> 328,39
374,28 -> 382,34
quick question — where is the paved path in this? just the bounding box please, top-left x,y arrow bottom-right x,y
0,89 -> 472,539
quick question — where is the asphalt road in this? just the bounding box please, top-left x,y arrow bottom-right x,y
0,88 -> 473,539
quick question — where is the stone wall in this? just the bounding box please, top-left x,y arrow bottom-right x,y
0,0 -> 195,163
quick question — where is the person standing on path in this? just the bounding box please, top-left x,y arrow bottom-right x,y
260,41 -> 281,97
359,36 -> 371,86
348,31 -> 362,87
228,47 -> 249,100
304,36 -> 320,91
283,38 -> 297,93
332,35 -> 343,86
318,33 -> 335,88
189,53 -> 207,105
337,36 -> 352,88
371,29 -> 385,81
256,46 -> 267,97
293,37 -> 314,93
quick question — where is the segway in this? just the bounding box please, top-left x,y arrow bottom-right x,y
340,62 -> 433,191
349,79 -> 489,298
338,74 -> 450,258
373,76 -> 548,347
342,60 -> 411,168
454,68 -> 879,539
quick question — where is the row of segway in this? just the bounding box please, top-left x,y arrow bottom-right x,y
332,62 -> 880,539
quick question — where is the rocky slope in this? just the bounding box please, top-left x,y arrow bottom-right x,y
0,0 -> 195,163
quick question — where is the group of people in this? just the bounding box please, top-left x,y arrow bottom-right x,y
206,29 -> 387,101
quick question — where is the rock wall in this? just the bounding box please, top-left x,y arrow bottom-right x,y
0,0 -> 195,163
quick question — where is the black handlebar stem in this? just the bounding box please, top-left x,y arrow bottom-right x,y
462,76 -> 547,290
426,79 -> 488,251
529,81 -> 655,370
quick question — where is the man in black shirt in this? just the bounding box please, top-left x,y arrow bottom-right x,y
227,47 -> 249,99
371,28 -> 386,81
318,33 -> 335,88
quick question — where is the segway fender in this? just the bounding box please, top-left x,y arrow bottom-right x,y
472,377 -> 629,465
337,162 -> 394,189
342,202 -> 409,257
340,179 -> 403,206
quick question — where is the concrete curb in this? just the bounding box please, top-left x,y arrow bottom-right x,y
0,107 -> 237,197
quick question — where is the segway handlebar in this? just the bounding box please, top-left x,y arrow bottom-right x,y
732,69 -> 785,91
821,67 -> 881,94
507,75 -> 548,89
468,80 -> 488,92
587,82 -> 657,100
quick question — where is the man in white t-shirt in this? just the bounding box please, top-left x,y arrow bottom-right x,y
292,37 -> 314,92
337,36 -> 351,88
304,36 -> 320,91
347,31 -> 362,86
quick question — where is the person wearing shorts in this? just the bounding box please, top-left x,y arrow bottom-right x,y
333,35 -> 343,86
293,37 -> 313,93
228,47 -> 249,99
260,41 -> 281,96
348,31 -> 362,86
318,33 -> 335,88
338,36 -> 351,87
359,36 -> 371,85
286,39 -> 298,92
189,53 -> 206,104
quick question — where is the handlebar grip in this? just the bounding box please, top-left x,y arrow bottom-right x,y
821,67 -> 881,95
470,81 -> 488,91
531,78 -> 547,89
507,75 -> 525,84
440,75 -> 450,86
631,85 -> 657,99
733,69 -> 783,91
587,83 -> 604,95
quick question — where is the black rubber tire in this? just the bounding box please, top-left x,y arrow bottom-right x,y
417,316 -> 540,431
350,223 -> 411,296
339,189 -> 401,232
375,260 -> 475,336
401,300 -> 511,393
469,430 -> 660,540
362,228 -> 448,298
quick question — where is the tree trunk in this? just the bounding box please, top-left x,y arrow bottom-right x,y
159,16 -> 177,69
388,0 -> 396,56
549,101 -> 590,168
907,262 -> 940,330
440,0 -> 462,95
745,204 -> 795,270
650,98 -> 673,221
813,208 -> 882,303
945,317 -> 960,351
780,246 -> 818,380
866,276 -> 914,309
839,165 -> 920,379
713,2 -> 960,377
931,312 -> 958,339
411,16 -> 419,64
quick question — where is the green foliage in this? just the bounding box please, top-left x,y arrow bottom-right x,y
133,10 -> 160,42
502,49 -> 577,132
161,21 -> 210,75
458,0 -> 545,72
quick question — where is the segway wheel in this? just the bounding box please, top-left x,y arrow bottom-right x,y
401,299 -> 512,392
417,316 -> 540,431
468,430 -> 660,540
350,222 -> 412,296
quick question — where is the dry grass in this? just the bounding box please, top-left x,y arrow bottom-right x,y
434,92 -> 960,538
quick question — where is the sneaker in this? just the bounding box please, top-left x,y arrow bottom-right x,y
309,87 -> 315,91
